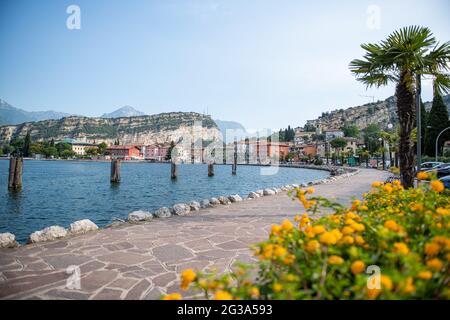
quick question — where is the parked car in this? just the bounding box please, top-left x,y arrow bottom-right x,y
419,162 -> 443,171
439,175 -> 450,190
435,164 -> 450,178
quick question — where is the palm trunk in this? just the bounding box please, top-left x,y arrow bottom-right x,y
396,71 -> 416,188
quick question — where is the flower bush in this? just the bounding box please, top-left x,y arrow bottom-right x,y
164,173 -> 449,300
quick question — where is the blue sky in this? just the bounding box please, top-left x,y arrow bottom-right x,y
0,0 -> 449,130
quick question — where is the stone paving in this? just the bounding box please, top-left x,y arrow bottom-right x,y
0,168 -> 389,300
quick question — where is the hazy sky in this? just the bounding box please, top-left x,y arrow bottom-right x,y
1,0 -> 449,130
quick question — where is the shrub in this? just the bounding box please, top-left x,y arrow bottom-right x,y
165,175 -> 449,300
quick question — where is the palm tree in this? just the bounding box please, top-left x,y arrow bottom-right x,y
350,26 -> 450,188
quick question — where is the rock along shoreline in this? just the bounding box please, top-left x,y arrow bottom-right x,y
0,165 -> 359,249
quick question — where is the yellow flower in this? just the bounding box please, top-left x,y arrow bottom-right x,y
366,288 -> 381,299
281,219 -> 294,232
430,180 -> 444,193
214,291 -> 233,300
417,271 -> 432,280
426,258 -> 443,271
424,243 -> 440,256
393,242 -> 409,255
351,199 -> 361,210
352,223 -> 365,232
273,283 -> 283,292
342,235 -> 355,245
355,235 -> 365,245
271,224 -> 281,235
312,225 -> 326,235
331,229 -> 343,241
274,245 -> 287,257
359,205 -> 369,211
305,240 -> 320,253
180,269 -> 196,290
328,255 -> 344,265
410,203 -> 424,211
401,277 -> 416,294
162,293 -> 182,300
307,187 -> 315,194
384,220 -> 399,232
320,232 -> 337,245
249,287 -> 260,298
371,181 -> 383,187
416,171 -> 428,180
303,226 -> 315,238
262,244 -> 274,259
342,226 -> 355,235
381,275 -> 393,291
436,207 -> 450,216
383,184 -> 393,194
283,254 -> 295,265
350,260 -> 366,274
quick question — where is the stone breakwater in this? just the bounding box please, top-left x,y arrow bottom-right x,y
0,166 -> 359,249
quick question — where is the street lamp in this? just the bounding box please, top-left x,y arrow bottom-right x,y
436,126 -> 450,161
387,123 -> 393,168
378,137 -> 385,170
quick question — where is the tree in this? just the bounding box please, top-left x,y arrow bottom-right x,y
10,138 -> 24,155
85,147 -> 98,157
23,132 -> 31,157
330,138 -> 347,164
424,93 -> 450,157
2,144 -> 15,155
350,26 -> 450,187
60,149 -> 76,159
304,123 -> 316,132
98,142 -> 108,155
341,124 -> 360,138
362,124 -> 381,154
43,146 -> 58,158
55,142 -> 72,157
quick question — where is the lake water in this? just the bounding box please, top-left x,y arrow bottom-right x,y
0,160 -> 329,243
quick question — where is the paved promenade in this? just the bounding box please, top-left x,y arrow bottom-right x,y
0,168 -> 389,300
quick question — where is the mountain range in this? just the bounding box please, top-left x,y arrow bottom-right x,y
305,94 -> 450,132
0,99 -> 71,125
0,100 -> 249,139
101,106 -> 146,118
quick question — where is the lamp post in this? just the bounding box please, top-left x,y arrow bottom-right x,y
363,144 -> 368,168
378,137 -> 385,170
436,126 -> 450,161
387,123 -> 393,168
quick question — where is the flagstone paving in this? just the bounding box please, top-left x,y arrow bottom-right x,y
0,168 -> 389,300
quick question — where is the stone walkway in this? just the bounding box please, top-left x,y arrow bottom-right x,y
0,168 -> 389,300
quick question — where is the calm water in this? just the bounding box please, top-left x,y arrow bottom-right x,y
0,160 -> 328,243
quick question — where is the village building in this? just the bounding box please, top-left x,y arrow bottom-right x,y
107,145 -> 141,160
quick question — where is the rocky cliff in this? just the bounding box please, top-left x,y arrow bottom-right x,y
305,95 -> 450,131
0,112 -> 221,145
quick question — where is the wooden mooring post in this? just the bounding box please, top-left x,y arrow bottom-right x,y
171,161 -> 177,179
110,159 -> 121,183
232,140 -> 237,175
208,163 -> 214,177
8,156 -> 23,190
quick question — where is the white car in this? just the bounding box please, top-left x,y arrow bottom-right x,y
419,162 -> 443,171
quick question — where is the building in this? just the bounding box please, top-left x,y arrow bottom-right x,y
315,137 -> 359,158
145,145 -> 170,161
325,130 -> 345,141
294,131 -> 315,146
107,146 -> 141,160
70,142 -> 98,156
237,141 -> 290,162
